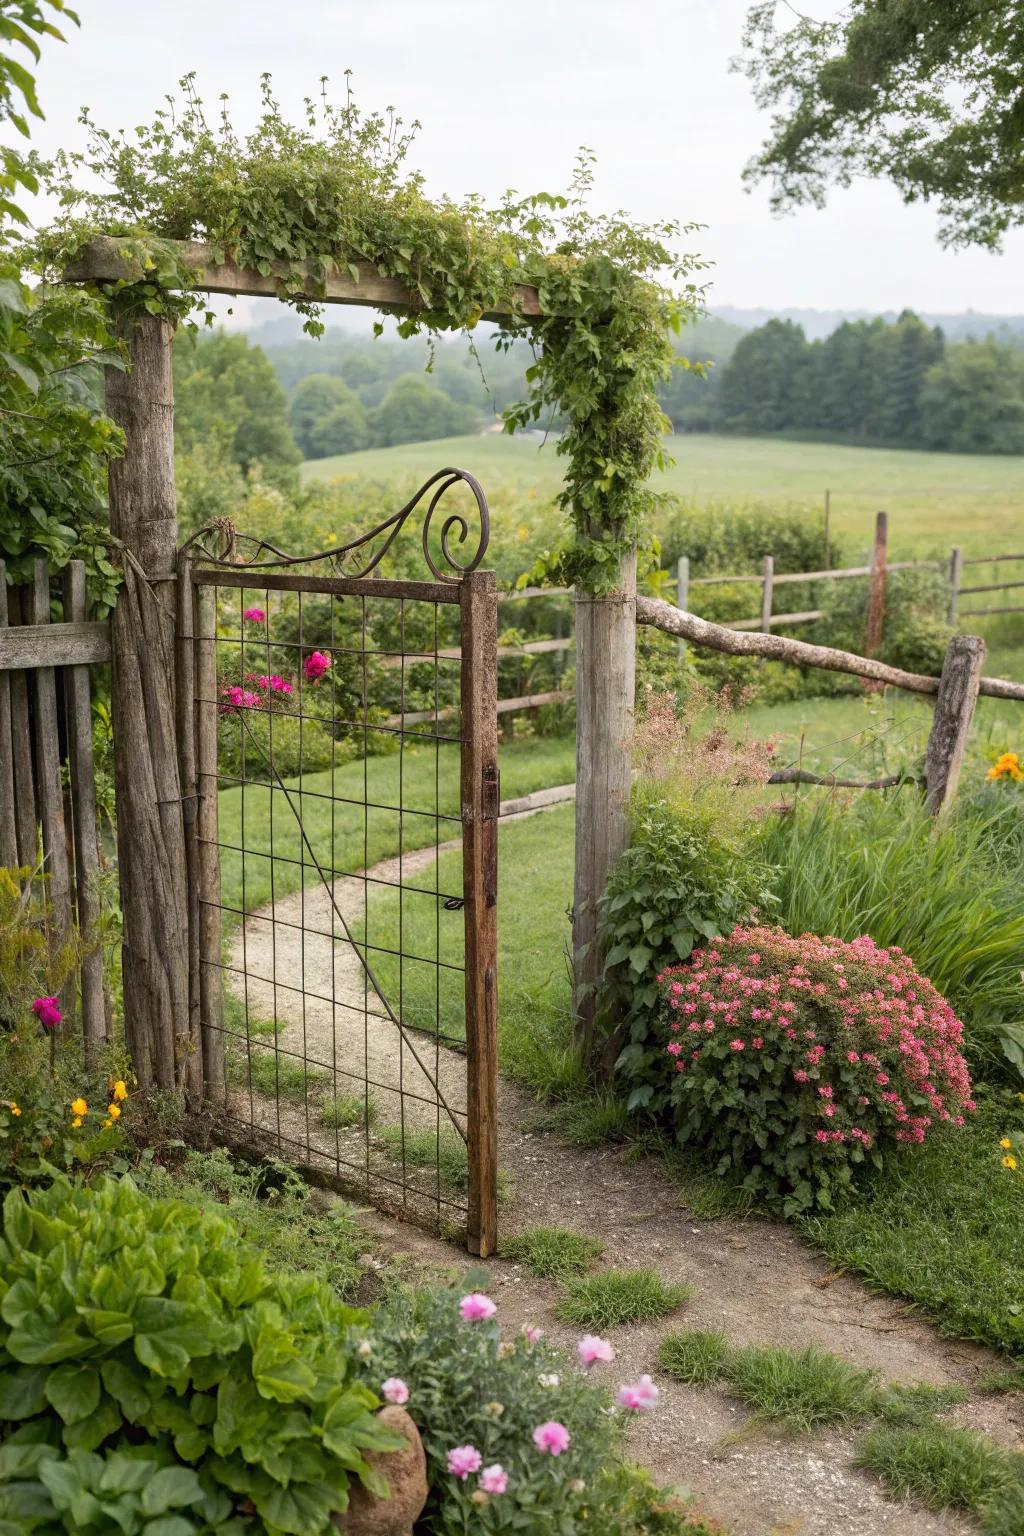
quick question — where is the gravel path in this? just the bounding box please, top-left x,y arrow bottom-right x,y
225,838 -> 1020,1536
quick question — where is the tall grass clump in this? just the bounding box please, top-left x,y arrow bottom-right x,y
763,791 -> 1024,1082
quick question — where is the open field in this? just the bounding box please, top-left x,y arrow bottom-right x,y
302,432 -> 1024,559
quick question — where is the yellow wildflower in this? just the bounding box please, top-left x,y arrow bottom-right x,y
1000,1137 -> 1013,1149
70,1097 -> 88,1117
988,751 -> 1024,781
71,1116 -> 82,1129
9,1103 -> 21,1117
102,1119 -> 113,1130
1002,1155 -> 1018,1170
106,1103 -> 121,1120
112,1080 -> 128,1102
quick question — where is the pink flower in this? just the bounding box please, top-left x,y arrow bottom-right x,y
220,685 -> 262,712
381,1378 -> 409,1405
242,607 -> 266,622
577,1335 -> 615,1367
32,996 -> 62,1030
258,673 -> 293,694
459,1292 -> 497,1322
304,650 -> 332,683
730,1039 -> 745,1051
448,1445 -> 482,1480
522,1324 -> 543,1343
618,1375 -> 660,1412
533,1421 -> 571,1455
479,1464 -> 508,1495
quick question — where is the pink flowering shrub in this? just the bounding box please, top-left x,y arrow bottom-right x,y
658,923 -> 974,1213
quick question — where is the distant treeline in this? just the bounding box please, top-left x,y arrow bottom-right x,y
663,312 -> 1024,454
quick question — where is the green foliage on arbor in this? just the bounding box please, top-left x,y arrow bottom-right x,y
33,77 -> 704,591
0,0 -> 76,227
0,1173 -> 402,1534
738,1 -> 1024,249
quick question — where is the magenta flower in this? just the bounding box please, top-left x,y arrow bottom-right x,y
304,650 -> 332,683
522,1324 -> 543,1344
219,685 -> 262,712
618,1375 -> 660,1412
459,1292 -> 497,1322
242,607 -> 266,623
532,1421 -> 571,1455
479,1464 -> 508,1495
447,1445 -> 482,1480
577,1335 -> 615,1368
381,1377 -> 409,1405
32,996 -> 62,1030
258,674 -> 293,694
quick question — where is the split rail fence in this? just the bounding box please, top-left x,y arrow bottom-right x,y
0,557 -> 108,1053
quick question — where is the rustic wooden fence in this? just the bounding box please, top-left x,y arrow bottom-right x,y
0,557 -> 108,1054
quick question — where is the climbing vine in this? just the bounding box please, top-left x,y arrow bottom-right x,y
31,74 -> 707,590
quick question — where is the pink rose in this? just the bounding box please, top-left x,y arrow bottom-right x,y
618,1375 -> 660,1411
32,996 -> 62,1030
242,607 -> 266,622
459,1292 -> 497,1322
479,1464 -> 508,1495
522,1324 -> 543,1343
381,1378 -> 409,1405
304,650 -> 332,683
532,1421 -> 571,1455
577,1334 -> 615,1367
447,1445 -> 482,1480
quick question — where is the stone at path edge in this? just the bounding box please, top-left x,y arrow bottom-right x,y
332,1405 -> 428,1536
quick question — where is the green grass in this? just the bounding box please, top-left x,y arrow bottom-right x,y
301,431 -> 1024,559
800,1093 -> 1024,1358
319,1093 -> 376,1130
364,803 -> 575,1067
874,1382 -> 969,1427
375,1124 -> 470,1194
723,1343 -> 878,1432
855,1422 -> 1024,1517
501,1225 -> 604,1280
217,732 -> 576,921
658,1329 -> 731,1386
227,1043 -> 328,1102
554,1268 -> 692,1330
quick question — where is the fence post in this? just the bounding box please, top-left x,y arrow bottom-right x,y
676,555 -> 689,660
924,633 -> 985,818
948,546 -> 963,626
104,314 -> 190,1091
760,554 -> 774,632
865,511 -> 888,657
573,549 -> 637,1050
0,566 -> 18,869
823,489 -> 831,569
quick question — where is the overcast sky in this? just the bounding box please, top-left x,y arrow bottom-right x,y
24,0 -> 1024,320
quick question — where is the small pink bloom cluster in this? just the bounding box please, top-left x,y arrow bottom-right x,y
304,650 -> 332,683
219,685 -> 262,712
32,996 -> 62,1030
242,607 -> 266,623
656,924 -> 973,1205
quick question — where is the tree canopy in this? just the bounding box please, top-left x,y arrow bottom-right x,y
738,1 -> 1024,249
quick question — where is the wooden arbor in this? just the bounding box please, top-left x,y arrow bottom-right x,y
66,236 -> 637,1081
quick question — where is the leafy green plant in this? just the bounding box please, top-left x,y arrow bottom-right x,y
814,567 -> 953,678
656,924 -> 974,1214
0,1174 -> 401,1534
501,1227 -> 604,1280
358,1283 -> 710,1535
554,1269 -> 692,1330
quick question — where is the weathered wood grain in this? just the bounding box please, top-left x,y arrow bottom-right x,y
63,561 -> 107,1053
196,583 -> 225,1105
925,634 -> 986,818
0,620 -> 111,670
6,587 -> 38,866
0,567 -> 18,867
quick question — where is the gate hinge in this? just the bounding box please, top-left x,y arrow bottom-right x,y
482,761 -> 500,820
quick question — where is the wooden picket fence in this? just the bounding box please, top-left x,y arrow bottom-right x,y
0,557 -> 109,1054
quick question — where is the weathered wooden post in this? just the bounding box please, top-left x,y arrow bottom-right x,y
573,550 -> 637,1049
865,511 -> 888,658
948,546 -> 963,626
676,555 -> 689,660
760,554 -> 774,632
105,314 -> 191,1090
924,633 -> 985,818
823,489 -> 831,569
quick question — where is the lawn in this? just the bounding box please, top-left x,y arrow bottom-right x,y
217,732 -> 576,921
302,431 -> 1024,560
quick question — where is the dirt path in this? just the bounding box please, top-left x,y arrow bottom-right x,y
227,843 -> 1020,1536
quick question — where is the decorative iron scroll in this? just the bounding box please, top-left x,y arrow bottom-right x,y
178,467 -> 489,582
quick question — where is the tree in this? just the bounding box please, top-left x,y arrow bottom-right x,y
919,340 -> 1024,453
308,398 -> 370,458
718,319 -> 812,433
738,2 -> 1023,248
368,374 -> 478,447
288,373 -> 367,456
173,330 -> 300,478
